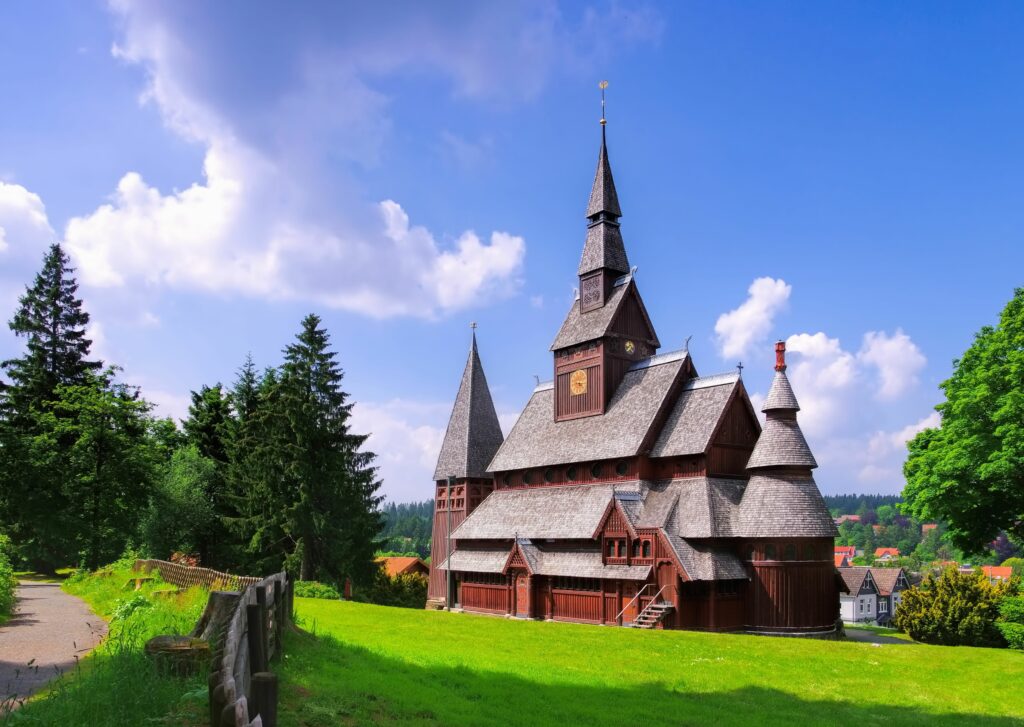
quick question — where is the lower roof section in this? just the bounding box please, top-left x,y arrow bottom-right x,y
439,544 -> 652,581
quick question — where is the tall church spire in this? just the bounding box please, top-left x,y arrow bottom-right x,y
579,82 -> 629,278
746,341 -> 816,470
433,328 -> 504,480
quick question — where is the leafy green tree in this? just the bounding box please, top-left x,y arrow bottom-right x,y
1003,558 -> 1024,578
903,289 -> 1024,552
893,567 -> 1011,647
140,445 -> 218,561
32,371 -> 154,569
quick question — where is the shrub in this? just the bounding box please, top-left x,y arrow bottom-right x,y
0,534 -> 16,620
357,563 -> 428,609
294,581 -> 342,600
893,566 -> 1010,646
1003,557 -> 1024,578
998,594 -> 1024,650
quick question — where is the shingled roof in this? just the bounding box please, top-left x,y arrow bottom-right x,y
870,568 -> 907,596
586,133 -> 622,219
746,416 -> 817,470
735,473 -> 838,538
550,274 -> 659,351
441,544 -> 651,581
651,373 -> 754,457
762,369 -> 800,411
664,535 -> 748,581
487,351 -> 687,472
433,333 -> 505,480
451,483 -> 624,540
838,567 -> 875,595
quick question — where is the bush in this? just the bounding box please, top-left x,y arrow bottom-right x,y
1003,557 -> 1024,578
998,594 -> 1024,650
893,566 -> 1010,647
358,563 -> 427,609
0,534 -> 16,620
294,581 -> 342,600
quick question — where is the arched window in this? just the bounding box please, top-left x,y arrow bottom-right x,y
764,544 -> 777,561
632,540 -> 640,557
522,470 -> 533,485
544,468 -> 556,483
566,466 -> 578,481
783,544 -> 797,561
615,460 -> 629,476
642,540 -> 651,558
748,546 -> 757,561
607,540 -> 616,558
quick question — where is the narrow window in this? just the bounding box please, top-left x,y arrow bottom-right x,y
765,544 -> 777,561
632,540 -> 641,557
783,544 -> 796,561
606,540 -> 615,558
642,540 -> 651,558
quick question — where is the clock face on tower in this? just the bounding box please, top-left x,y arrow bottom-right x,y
569,369 -> 588,396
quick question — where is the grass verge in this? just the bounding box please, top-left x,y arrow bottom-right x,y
2,564 -> 209,725
278,598 -> 1024,727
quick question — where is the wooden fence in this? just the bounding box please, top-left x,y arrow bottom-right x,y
133,560 -> 293,727
134,559 -> 263,592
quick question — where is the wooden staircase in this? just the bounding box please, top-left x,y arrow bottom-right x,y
629,601 -> 674,629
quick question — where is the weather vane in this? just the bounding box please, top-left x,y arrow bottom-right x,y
599,80 -> 608,126
470,321 -> 477,330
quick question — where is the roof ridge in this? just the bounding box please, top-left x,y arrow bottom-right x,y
629,348 -> 688,371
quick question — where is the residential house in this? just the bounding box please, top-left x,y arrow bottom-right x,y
835,515 -> 861,526
377,556 -> 430,579
921,523 -> 938,535
981,566 -> 1013,584
834,553 -> 850,568
870,568 -> 909,625
874,547 -> 900,562
838,567 -> 878,624
835,545 -> 855,559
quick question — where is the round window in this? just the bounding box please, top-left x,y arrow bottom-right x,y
590,463 -> 603,479
501,474 -> 510,487
566,466 -> 578,481
544,468 -> 556,483
522,470 -> 533,485
615,460 -> 629,476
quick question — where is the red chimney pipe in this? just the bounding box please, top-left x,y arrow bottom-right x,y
775,340 -> 786,372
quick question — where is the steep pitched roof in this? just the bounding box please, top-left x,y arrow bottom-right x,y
433,334 -> 505,480
487,351 -> 686,472
735,473 -> 838,538
651,373 -> 754,457
838,567 -> 875,595
870,568 -> 907,596
550,274 -> 658,351
663,535 -> 748,581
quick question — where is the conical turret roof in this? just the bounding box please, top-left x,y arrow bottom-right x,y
586,132 -> 622,219
433,332 -> 505,480
762,369 -> 800,412
746,343 -> 816,470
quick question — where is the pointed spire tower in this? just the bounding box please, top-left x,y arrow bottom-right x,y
578,81 -> 630,313
737,341 -> 837,538
428,327 -> 504,606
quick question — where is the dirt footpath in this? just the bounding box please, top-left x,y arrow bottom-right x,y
0,581 -> 107,711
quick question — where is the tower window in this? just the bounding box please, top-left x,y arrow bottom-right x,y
544,468 -> 556,483
566,466 -> 578,481
591,463 -> 604,479
783,544 -> 796,561
765,544 -> 777,561
615,460 -> 629,476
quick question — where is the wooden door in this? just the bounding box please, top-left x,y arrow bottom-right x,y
621,582 -> 638,624
515,573 -> 531,617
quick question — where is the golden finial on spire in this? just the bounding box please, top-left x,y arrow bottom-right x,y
599,80 -> 608,126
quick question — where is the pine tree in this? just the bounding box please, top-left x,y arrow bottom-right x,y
2,243 -> 101,414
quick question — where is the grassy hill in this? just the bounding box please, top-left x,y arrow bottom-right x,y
279,599 -> 1024,727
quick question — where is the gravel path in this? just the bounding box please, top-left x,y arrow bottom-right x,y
0,581 -> 107,711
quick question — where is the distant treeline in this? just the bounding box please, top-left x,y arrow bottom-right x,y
378,500 -> 433,558
823,494 -> 903,516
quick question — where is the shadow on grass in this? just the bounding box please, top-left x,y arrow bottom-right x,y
278,627 -> 1021,727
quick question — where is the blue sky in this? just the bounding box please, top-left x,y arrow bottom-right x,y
2,1 -> 1022,502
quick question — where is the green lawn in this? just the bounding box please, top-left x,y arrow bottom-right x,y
279,599 -> 1024,727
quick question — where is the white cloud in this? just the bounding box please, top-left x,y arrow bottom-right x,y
783,332 -> 858,436
0,181 -> 54,255
858,329 -> 927,400
715,277 -> 791,359
858,411 -> 941,485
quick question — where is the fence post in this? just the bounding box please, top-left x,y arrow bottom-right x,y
256,585 -> 269,664
288,577 -> 294,621
272,580 -> 283,658
252,672 -> 278,727
246,602 -> 267,674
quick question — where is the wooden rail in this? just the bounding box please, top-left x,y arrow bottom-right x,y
133,560 -> 293,727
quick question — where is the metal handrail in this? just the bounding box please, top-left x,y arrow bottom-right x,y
615,584 -> 667,623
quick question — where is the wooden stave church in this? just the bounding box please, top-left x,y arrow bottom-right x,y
427,124 -> 840,634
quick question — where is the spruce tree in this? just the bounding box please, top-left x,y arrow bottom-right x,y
2,243 -> 101,413
272,315 -> 382,583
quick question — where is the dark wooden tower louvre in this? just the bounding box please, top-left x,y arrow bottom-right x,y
427,122 -> 839,634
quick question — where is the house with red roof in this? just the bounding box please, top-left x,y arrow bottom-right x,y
981,566 -> 1013,583
835,545 -> 855,558
835,515 -> 861,525
874,547 -> 900,561
834,554 -> 850,568
921,523 -> 938,535
377,556 -> 430,579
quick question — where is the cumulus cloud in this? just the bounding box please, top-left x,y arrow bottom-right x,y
858,411 -> 941,484
0,181 -> 54,255
60,2 -> 660,319
715,277 -> 791,359
858,329 -> 927,400
784,332 -> 858,436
